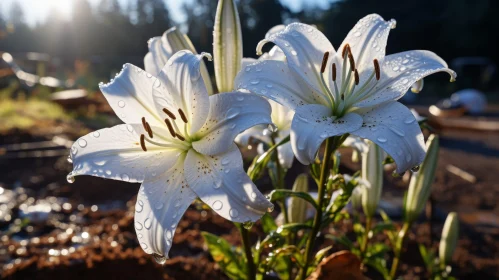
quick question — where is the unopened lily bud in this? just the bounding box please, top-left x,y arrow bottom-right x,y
439,212 -> 459,267
350,185 -> 363,210
213,0 -> 242,92
404,134 -> 439,224
361,141 -> 384,218
144,27 -> 213,94
411,79 -> 424,93
289,174 -> 309,224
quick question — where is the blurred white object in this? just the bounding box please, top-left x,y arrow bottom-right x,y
450,89 -> 487,114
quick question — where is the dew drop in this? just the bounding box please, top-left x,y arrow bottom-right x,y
118,100 -> 126,108
135,221 -> 143,230
93,131 -> 100,138
225,108 -> 240,119
236,95 -> 244,101
221,158 -> 230,165
391,127 -> 405,137
212,200 -> 223,210
126,124 -> 134,132
251,192 -> 257,199
214,180 -> 223,189
135,201 -> 144,213
93,159 -> 107,166
154,80 -> 161,88
266,84 -> 273,88
402,59 -> 409,64
404,117 -> 415,124
392,66 -> 400,72
291,50 -> 298,56
245,67 -> 251,72
411,165 -> 420,172
224,169 -> 230,174
401,79 -> 409,84
140,242 -> 148,249
66,172 -> 75,184
121,173 -> 130,182
153,254 -> 167,265
144,218 -> 152,229
105,170 -> 112,175
377,137 -> 387,143
155,203 -> 164,210
229,208 -> 239,218
146,73 -> 153,78
250,79 -> 260,85
166,230 -> 172,239
354,31 -> 361,37
78,139 -> 87,148
267,204 -> 275,213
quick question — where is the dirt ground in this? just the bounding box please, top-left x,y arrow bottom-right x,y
0,109 -> 498,279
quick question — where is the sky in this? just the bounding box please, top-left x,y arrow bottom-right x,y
0,0 -> 330,26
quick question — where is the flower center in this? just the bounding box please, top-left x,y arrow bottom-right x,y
318,44 -> 381,117
138,108 -> 191,152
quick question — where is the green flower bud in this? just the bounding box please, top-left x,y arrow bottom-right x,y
289,174 -> 309,224
404,134 -> 439,224
213,0 -> 242,92
361,141 -> 384,218
439,212 -> 459,267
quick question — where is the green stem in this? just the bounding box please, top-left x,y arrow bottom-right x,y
299,138 -> 335,280
390,222 -> 411,279
360,216 -> 372,259
237,224 -> 256,280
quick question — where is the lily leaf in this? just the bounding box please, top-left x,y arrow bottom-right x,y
202,232 -> 247,280
268,189 -> 318,210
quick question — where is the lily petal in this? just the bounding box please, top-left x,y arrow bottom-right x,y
234,125 -> 270,146
235,60 -> 314,109
337,14 -> 395,75
355,50 -> 456,108
257,23 -> 334,105
145,37 -> 170,76
184,145 -> 273,222
351,102 -> 425,174
70,124 -> 182,183
192,92 -> 272,156
241,57 -> 258,69
135,154 -> 197,257
277,141 -> 294,169
291,104 -> 363,165
157,51 -> 211,135
99,64 -> 164,127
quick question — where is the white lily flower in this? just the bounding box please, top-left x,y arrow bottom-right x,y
235,14 -> 456,173
67,51 -> 273,259
235,100 -> 295,168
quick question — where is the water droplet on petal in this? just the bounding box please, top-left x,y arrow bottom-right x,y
392,66 -> 399,72
229,208 -> 239,218
291,50 -> 298,56
66,172 -> 75,184
225,108 -> 240,119
354,31 -> 361,37
93,131 -> 100,138
126,124 -> 134,132
153,254 -> 167,265
121,174 -> 130,182
78,139 -> 87,148
221,158 -> 230,165
118,100 -> 126,108
93,159 -> 107,166
212,200 -> 223,210
251,192 -> 257,199
135,221 -> 143,230
224,169 -> 230,174
401,78 -> 409,84
155,203 -> 164,210
267,204 -> 275,213
404,117 -> 415,124
266,84 -> 273,88
377,137 -> 387,143
135,200 -> 143,213
245,67 -> 251,72
250,79 -> 260,85
214,180 -> 223,189
236,95 -> 244,101
105,170 -> 112,175
144,218 -> 152,229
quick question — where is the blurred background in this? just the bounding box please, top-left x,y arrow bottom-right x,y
0,0 -> 498,279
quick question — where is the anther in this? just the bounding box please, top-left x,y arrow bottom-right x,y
164,119 -> 176,137
175,133 -> 185,141
141,117 -> 147,130
145,122 -> 153,138
140,134 -> 147,151
348,52 -> 355,71
354,69 -> 359,85
373,59 -> 380,80
178,109 -> 188,123
320,52 -> 329,73
162,108 -> 176,120
332,63 -> 337,81
342,44 -> 350,58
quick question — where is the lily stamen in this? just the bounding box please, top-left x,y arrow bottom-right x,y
178,108 -> 188,123
175,133 -> 185,141
140,134 -> 147,151
320,52 -> 329,73
164,119 -> 176,137
318,51 -> 335,106
162,108 -> 177,120
354,69 -> 359,85
373,59 -> 380,80
145,122 -> 153,138
348,51 -> 356,72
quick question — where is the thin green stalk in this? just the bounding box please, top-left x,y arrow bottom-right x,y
360,217 -> 372,258
237,224 -> 256,280
299,138 -> 335,280
390,222 -> 411,279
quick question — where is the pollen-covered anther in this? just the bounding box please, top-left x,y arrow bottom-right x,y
140,134 -> 147,151
354,69 -> 359,85
175,133 -> 185,141
164,119 -> 176,137
145,122 -> 153,138
348,51 -> 355,71
332,63 -> 337,81
373,59 -> 380,80
320,51 -> 329,73
141,117 -> 147,130
342,43 -> 350,58
178,109 -> 188,123
162,108 -> 176,120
